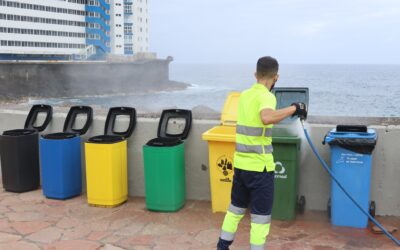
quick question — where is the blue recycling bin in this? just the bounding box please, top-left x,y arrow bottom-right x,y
40,106 -> 93,200
324,125 -> 377,228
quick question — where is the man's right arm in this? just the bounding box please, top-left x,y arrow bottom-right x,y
260,106 -> 296,126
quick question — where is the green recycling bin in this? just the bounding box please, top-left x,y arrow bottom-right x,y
271,137 -> 301,220
143,109 -> 192,212
271,87 -> 309,221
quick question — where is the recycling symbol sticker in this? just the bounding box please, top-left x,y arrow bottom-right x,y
217,156 -> 233,177
274,161 -> 288,179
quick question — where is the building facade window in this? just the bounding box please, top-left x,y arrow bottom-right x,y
0,40 -> 86,49
0,27 -> 86,38
0,0 -> 87,16
124,26 -> 132,34
0,13 -> 86,27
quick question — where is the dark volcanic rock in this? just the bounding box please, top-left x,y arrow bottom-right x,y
0,59 -> 188,102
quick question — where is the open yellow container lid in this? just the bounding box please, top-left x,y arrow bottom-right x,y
202,125 -> 236,142
220,92 -> 240,126
202,92 -> 240,142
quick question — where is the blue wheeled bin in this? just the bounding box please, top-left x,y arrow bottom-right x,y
0,105 -> 52,193
40,106 -> 93,199
324,125 -> 377,228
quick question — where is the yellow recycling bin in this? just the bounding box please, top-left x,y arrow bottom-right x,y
85,107 -> 136,207
202,92 -> 240,213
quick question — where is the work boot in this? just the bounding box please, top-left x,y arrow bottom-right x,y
217,238 -> 233,250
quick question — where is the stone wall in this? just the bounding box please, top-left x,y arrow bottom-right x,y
0,109 -> 399,216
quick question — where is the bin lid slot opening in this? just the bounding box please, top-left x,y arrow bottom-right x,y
63,106 -> 93,135
24,104 -> 53,132
157,109 -> 192,140
104,107 -> 136,139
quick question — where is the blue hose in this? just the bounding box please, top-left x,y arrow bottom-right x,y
302,123 -> 400,246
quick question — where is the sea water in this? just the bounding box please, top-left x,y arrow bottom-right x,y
28,64 -> 400,117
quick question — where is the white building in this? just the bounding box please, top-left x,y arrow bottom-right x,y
110,0 -> 124,55
0,0 -> 149,60
112,0 -> 149,55
130,0 -> 149,54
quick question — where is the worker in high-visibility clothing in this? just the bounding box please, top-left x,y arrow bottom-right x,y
217,56 -> 307,250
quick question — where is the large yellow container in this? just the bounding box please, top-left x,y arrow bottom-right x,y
202,92 -> 240,213
85,140 -> 128,207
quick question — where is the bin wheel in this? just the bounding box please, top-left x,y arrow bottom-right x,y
369,201 -> 376,219
297,196 -> 306,214
327,198 -> 331,218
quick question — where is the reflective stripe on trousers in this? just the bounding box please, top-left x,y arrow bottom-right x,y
236,143 -> 273,154
220,204 -> 246,241
236,125 -> 273,137
250,243 -> 266,250
250,214 -> 271,247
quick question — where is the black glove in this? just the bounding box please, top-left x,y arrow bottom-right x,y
291,102 -> 308,120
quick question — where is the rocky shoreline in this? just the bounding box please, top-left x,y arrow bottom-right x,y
0,58 -> 179,102
0,80 -> 189,102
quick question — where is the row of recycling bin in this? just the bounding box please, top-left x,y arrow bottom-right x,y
0,105 -> 192,211
0,91 -> 378,229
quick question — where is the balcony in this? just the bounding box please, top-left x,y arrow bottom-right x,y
124,10 -> 133,15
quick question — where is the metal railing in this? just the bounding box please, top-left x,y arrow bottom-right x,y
76,44 -> 96,60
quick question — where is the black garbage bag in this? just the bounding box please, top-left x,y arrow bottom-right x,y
327,138 -> 377,155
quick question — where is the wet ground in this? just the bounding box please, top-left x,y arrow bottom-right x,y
0,186 -> 398,250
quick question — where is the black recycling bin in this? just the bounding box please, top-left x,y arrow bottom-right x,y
0,104 -> 53,192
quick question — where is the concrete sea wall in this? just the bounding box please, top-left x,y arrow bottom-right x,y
0,109 -> 399,216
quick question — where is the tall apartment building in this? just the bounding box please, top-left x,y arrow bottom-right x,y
110,0 -> 149,55
130,0 -> 149,54
0,0 -> 149,60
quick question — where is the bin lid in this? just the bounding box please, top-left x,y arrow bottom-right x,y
221,92 -> 240,126
272,136 -> 301,144
88,135 -> 124,144
325,127 -> 377,140
63,106 -> 93,135
42,106 -> 93,140
104,107 -> 136,138
272,88 -> 309,124
42,132 -> 77,140
3,129 -> 37,136
336,125 -> 367,133
24,104 -> 53,132
146,137 -> 183,147
157,109 -> 192,140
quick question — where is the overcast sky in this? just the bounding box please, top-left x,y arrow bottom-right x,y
149,0 -> 400,64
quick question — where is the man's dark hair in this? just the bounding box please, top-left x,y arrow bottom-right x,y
256,56 -> 279,79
